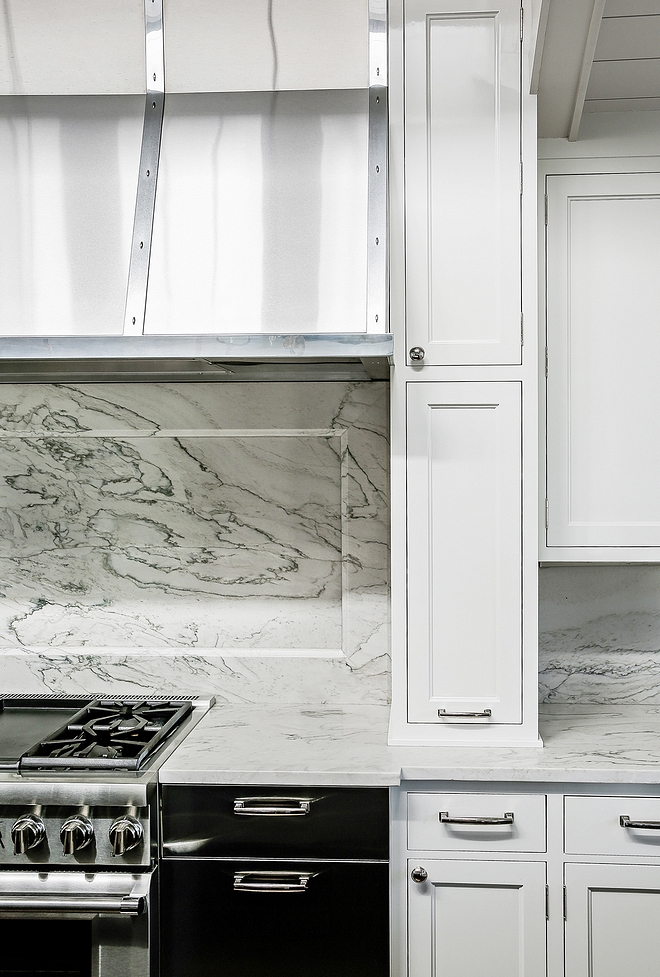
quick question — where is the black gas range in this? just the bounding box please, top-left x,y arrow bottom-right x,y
0,693 -> 213,977
0,694 -> 213,865
2,695 -> 196,773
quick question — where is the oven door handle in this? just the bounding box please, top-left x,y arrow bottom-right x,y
0,893 -> 145,915
0,874 -> 150,917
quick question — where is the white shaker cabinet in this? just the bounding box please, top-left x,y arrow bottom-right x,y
389,0 -> 537,746
408,858 -> 547,977
404,0 -> 523,366
564,863 -> 660,977
406,382 -> 523,727
543,168 -> 660,560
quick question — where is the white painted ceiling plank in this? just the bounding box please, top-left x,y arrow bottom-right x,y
595,15 -> 660,62
584,96 -> 660,111
604,0 -> 660,16
587,58 -> 660,99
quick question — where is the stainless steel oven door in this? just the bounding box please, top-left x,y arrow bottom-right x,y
0,869 -> 156,977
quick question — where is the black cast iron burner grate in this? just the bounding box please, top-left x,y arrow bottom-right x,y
19,699 -> 193,771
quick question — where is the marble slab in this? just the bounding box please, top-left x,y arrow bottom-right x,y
539,565 -> 660,703
0,382 -> 389,703
159,703 -> 660,786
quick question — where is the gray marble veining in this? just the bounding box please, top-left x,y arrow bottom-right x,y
0,382 -> 389,702
539,566 -> 660,703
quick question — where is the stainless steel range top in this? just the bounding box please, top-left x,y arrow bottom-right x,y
0,693 -> 213,870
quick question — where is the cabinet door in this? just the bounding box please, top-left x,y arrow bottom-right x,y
407,382 -> 522,724
405,0 -> 522,366
408,858 -> 546,977
546,171 -> 660,548
565,862 -> 660,977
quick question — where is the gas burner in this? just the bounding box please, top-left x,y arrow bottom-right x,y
19,699 -> 193,771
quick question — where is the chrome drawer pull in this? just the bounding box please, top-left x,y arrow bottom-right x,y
440,811 -> 514,826
620,815 -> 660,830
233,872 -> 316,894
233,797 -> 312,817
438,709 -> 492,719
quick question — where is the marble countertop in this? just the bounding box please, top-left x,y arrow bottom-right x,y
158,703 -> 660,786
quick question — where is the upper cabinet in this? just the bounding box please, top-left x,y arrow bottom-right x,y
543,164 -> 660,560
404,0 -> 523,366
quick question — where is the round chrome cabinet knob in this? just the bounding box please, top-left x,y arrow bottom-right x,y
109,815 -> 144,856
409,346 -> 425,362
60,815 -> 94,855
410,866 -> 428,884
11,814 -> 46,855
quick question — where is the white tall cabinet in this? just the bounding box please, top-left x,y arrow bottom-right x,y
389,0 -> 539,745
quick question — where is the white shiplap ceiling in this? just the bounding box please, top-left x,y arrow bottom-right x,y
536,0 -> 660,138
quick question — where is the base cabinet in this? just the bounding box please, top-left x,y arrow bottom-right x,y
408,858 -> 547,977
396,786 -> 660,977
565,863 -> 660,977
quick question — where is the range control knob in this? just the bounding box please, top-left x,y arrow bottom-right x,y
60,815 -> 94,855
11,814 -> 46,855
109,815 -> 144,856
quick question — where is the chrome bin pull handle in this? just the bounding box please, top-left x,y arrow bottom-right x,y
438,709 -> 492,719
233,872 -> 316,894
440,811 -> 515,826
620,815 -> 660,830
233,797 -> 312,817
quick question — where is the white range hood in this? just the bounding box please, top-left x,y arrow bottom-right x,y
0,0 -> 390,377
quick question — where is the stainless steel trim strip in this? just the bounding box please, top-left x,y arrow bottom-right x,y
367,86 -> 388,335
0,783 -> 149,807
0,333 -> 394,363
123,0 -> 165,336
367,0 -> 388,335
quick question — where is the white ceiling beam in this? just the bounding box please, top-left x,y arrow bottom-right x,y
536,0 -> 606,138
530,0 -> 551,95
569,0 -> 607,139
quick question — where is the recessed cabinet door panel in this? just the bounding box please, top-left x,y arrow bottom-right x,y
565,863 -> 660,977
546,172 -> 660,547
407,382 -> 522,724
405,0 -> 522,366
408,859 -> 546,977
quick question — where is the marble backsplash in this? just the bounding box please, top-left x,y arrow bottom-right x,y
539,565 -> 660,703
0,381 -> 389,703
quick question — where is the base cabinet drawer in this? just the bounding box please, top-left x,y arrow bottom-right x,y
408,859 -> 547,977
407,792 -> 546,853
565,796 -> 660,856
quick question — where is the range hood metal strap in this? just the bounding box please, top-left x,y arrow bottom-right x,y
123,0 -> 165,336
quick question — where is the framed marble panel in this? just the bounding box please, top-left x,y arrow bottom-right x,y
0,382 -> 389,702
